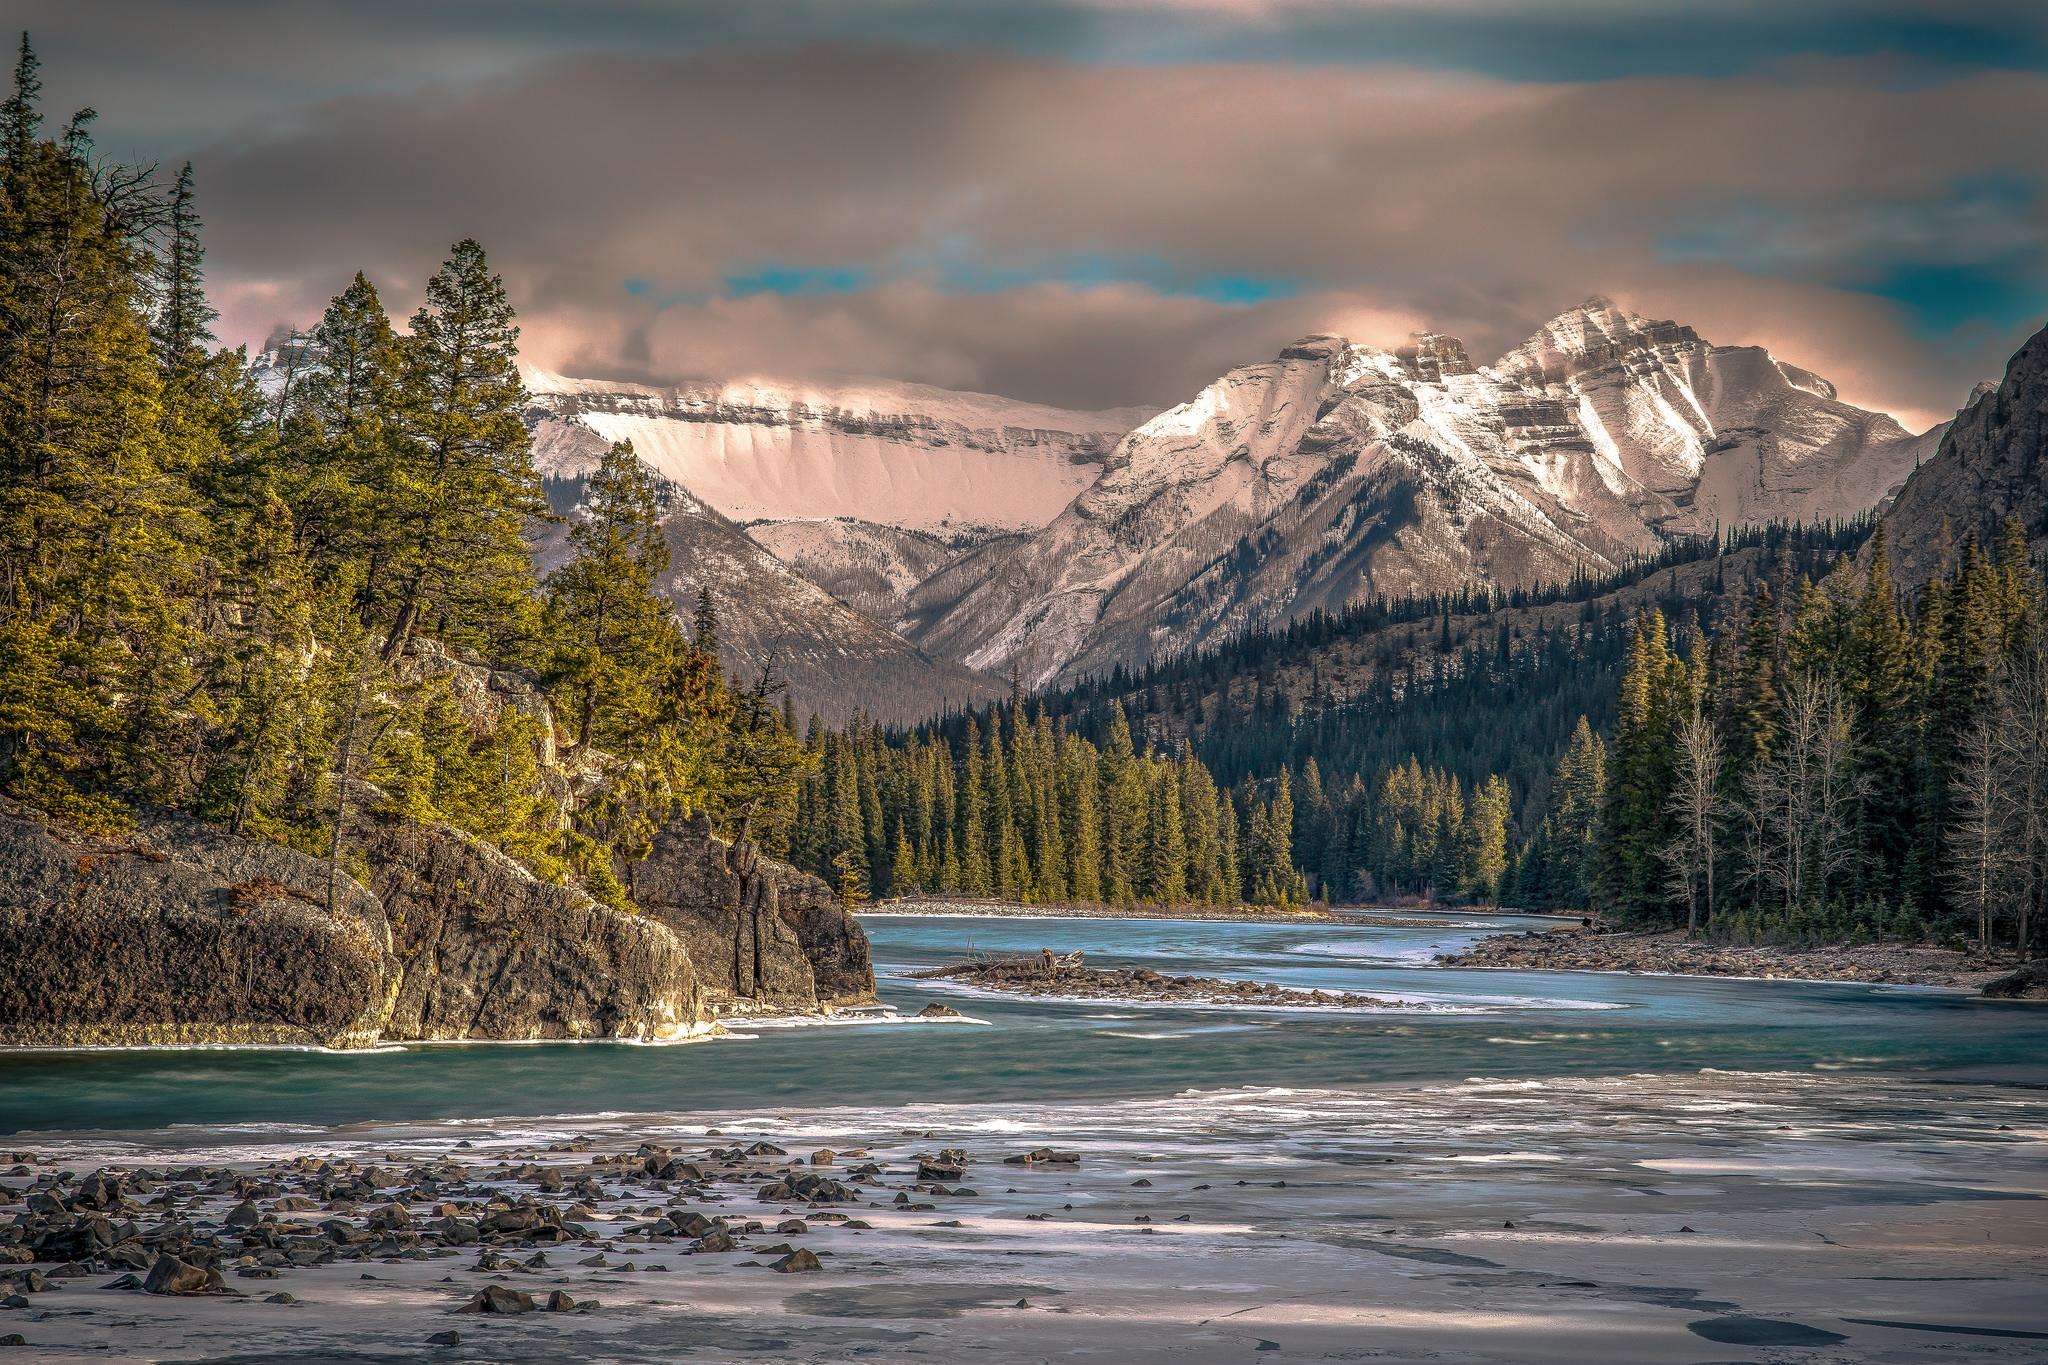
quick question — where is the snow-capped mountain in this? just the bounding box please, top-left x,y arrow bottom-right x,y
527,412 -> 1002,726
522,368 -> 1152,533
904,299 -> 1947,687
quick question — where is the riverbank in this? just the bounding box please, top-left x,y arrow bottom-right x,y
1439,926 -> 2016,990
4,1069 -> 2046,1364
867,897 -> 1335,923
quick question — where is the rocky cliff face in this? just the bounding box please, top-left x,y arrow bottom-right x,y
363,816 -> 705,1043
1882,321 -> 2047,584
523,367 -> 1151,533
627,814 -> 874,1015
906,300 -> 1946,686
0,650 -> 876,1050
0,802 -> 393,1049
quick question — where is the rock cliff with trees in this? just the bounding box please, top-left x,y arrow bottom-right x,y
0,40 -> 868,1046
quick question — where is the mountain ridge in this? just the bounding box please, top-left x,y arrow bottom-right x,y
523,365 -> 1153,533
900,298 -> 1948,686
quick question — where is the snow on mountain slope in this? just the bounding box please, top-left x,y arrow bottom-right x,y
527,412 -> 1002,726
907,300 -> 1946,687
741,518 -> 1008,623
1493,298 -> 1937,533
523,368 -> 1151,532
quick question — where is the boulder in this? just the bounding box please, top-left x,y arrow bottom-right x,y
455,1285 -> 536,1314
772,1248 -> 822,1273
143,1254 -> 217,1296
692,1227 -> 737,1253
1983,959 -> 2048,1000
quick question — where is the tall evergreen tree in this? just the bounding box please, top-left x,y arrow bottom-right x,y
544,440 -> 675,751
377,239 -> 541,662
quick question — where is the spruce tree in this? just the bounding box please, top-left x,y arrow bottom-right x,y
378,239 -> 541,662
544,440 -> 675,751
151,162 -> 216,386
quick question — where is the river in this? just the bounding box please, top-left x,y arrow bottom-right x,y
3,911 -> 2045,1362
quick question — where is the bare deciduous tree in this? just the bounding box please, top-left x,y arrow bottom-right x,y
1663,702 -> 1724,939
1991,645 -> 2048,955
1947,709 -> 2013,951
1741,672 -> 1864,924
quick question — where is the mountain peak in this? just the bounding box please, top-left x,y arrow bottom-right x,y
1277,334 -> 1352,362
1396,331 -> 1476,382
1493,296 -> 1701,384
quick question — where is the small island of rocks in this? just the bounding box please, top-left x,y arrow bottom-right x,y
911,952 -> 1405,1009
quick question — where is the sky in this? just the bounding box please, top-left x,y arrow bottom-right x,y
26,0 -> 2048,429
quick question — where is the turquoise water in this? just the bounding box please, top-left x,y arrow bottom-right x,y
3,911 -> 2043,1137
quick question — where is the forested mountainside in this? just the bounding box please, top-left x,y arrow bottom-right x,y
813,522 -> 1870,914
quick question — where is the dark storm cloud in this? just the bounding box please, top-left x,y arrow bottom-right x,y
21,2 -> 2048,424
28,0 -> 2048,155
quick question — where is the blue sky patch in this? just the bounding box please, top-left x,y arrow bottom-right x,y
723,263 -> 874,298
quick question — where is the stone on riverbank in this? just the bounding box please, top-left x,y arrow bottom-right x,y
1982,958 -> 2048,1000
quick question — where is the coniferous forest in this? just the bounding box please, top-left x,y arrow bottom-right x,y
1586,526 -> 2047,951
0,40 -> 806,910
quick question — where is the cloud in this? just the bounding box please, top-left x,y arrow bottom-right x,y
180,43 -> 2048,426
26,0 -> 2048,162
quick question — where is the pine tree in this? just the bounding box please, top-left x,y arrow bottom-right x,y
377,240 -> 541,663
1062,736 -> 1103,902
286,273 -> 400,577
1,33 -> 39,174
1466,773 -> 1511,904
1546,716 -> 1606,908
1146,762 -> 1188,904
692,584 -> 722,684
150,162 -> 216,387
544,440 -> 675,751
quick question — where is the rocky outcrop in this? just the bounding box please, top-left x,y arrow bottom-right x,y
1981,959 -> 2048,1001
626,814 -> 873,1015
362,817 -> 703,1042
0,640 -> 873,1049
1883,320 -> 2047,585
778,881 -> 876,1006
0,802 -> 391,1049
0,799 -> 869,1047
